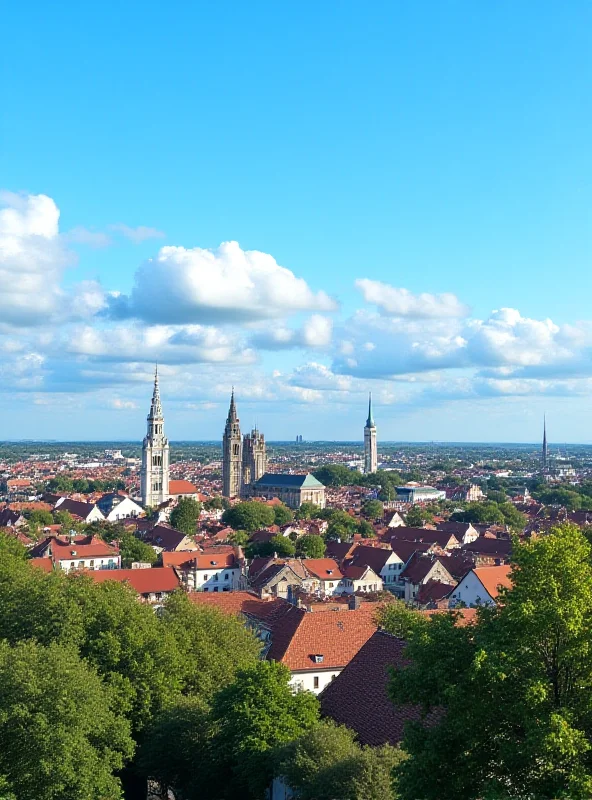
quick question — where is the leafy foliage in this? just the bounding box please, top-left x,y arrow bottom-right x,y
296,533 -> 327,558
222,501 -> 275,531
116,530 -> 157,567
362,499 -> 384,520
391,524 -> 592,800
170,497 -> 202,536
246,534 -> 296,559
273,503 -> 294,525
404,505 -> 434,528
0,639 -> 134,800
277,720 -> 404,800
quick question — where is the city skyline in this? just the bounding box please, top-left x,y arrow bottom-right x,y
2,3 -> 592,442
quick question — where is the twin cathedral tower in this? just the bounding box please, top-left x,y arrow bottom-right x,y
140,369 -> 378,506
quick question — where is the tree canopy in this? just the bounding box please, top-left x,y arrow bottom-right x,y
296,533 -> 327,559
277,720 -> 404,800
391,523 -> 592,800
170,497 -> 202,536
0,639 -> 134,800
116,530 -> 157,567
222,501 -> 275,531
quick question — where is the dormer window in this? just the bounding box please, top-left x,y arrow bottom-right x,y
312,654 -> 324,664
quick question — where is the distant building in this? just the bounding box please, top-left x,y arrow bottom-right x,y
97,492 -> 143,522
396,485 -> 446,504
542,415 -> 549,470
30,534 -> 120,573
242,427 -> 267,496
140,367 -> 170,507
251,473 -> 326,509
363,393 -> 378,474
222,390 -> 243,498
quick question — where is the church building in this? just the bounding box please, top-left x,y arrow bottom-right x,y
141,367 -> 170,507
222,391 -> 268,498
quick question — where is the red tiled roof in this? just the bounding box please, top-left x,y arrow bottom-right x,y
29,557 -> 53,573
303,558 -> 343,581
473,565 -> 512,599
348,544 -> 393,573
30,535 -> 118,562
462,537 -> 512,556
320,630 -> 437,746
268,607 -> 377,671
190,591 -> 294,623
168,479 -> 200,495
87,567 -> 181,594
162,550 -> 237,570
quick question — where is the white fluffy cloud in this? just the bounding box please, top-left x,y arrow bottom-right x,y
110,240 -> 337,324
249,315 -> 333,350
66,322 -> 255,365
355,279 -> 468,318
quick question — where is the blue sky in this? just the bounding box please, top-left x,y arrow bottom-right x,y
1,1 -> 591,442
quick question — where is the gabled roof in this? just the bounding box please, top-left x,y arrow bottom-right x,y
53,498 -> 104,521
320,630 -> 436,746
168,479 -> 200,495
255,473 -> 324,489
472,565 -> 512,599
162,549 -> 237,570
389,540 -> 431,564
142,524 -> 194,551
30,535 -> 118,562
348,544 -> 393,573
0,509 -> 22,527
88,567 -> 181,594
342,564 -> 380,581
303,558 -> 343,581
462,537 -> 512,556
387,527 -> 459,549
399,553 -> 454,585
268,607 -> 377,671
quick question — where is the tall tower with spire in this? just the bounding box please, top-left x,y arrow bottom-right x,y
140,366 -> 170,507
364,392 -> 378,474
242,426 -> 267,497
542,415 -> 549,470
222,390 -> 243,498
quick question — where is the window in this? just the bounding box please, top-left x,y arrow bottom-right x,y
214,573 -> 219,581
313,676 -> 319,689
70,562 -> 75,569
213,587 -> 219,593
78,561 -> 85,569
203,574 -> 209,581
89,560 -> 94,568
328,582 -> 334,588
224,573 -> 229,580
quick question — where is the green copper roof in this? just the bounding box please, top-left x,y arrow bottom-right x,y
255,473 -> 324,488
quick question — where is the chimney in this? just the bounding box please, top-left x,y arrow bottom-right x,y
348,594 -> 361,610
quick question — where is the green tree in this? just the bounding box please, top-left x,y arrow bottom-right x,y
116,531 -> 158,568
391,524 -> 592,800
25,509 -> 54,529
159,592 -> 261,697
404,505 -> 434,528
375,599 -> 427,639
535,487 -> 583,511
46,476 -> 74,493
357,519 -> 376,538
296,534 -> 326,559
362,499 -> 384,520
246,534 -> 296,559
296,502 -> 321,520
204,496 -> 229,511
211,661 -> 319,798
450,501 -> 505,525
277,720 -> 403,800
487,489 -> 507,504
170,498 -> 202,536
227,529 -> 249,547
222,501 -> 275,531
313,465 -> 361,487
0,639 -> 134,800
273,504 -> 294,526
53,509 -> 75,529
